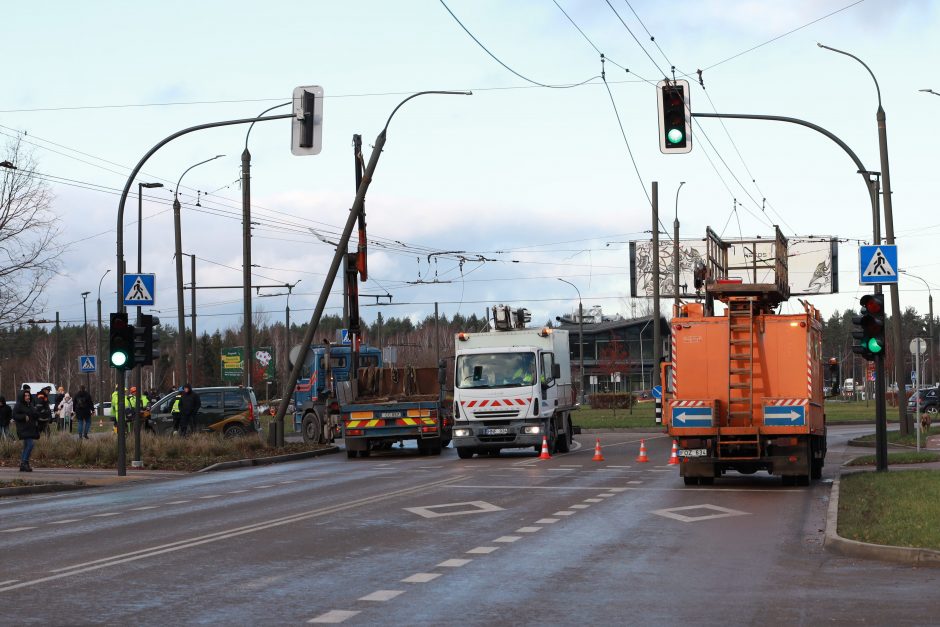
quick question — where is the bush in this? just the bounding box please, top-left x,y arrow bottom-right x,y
588,393 -> 633,409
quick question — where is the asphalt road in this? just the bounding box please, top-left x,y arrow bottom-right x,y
0,426 -> 937,625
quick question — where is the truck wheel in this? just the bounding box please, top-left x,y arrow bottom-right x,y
429,440 -> 443,456
555,416 -> 571,453
346,449 -> 358,459
457,447 -> 475,459
441,439 -> 451,448
699,476 -> 714,486
301,412 -> 323,444
683,476 -> 699,486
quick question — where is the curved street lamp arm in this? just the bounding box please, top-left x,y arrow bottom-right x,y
245,102 -> 291,151
176,154 -> 226,197
817,43 -> 881,109
383,90 -> 472,134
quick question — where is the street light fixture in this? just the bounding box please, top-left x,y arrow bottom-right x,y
673,181 -> 686,315
557,278 -> 584,405
81,291 -> 91,391
900,270 -> 935,387
920,88 -> 940,97
96,269 -> 110,415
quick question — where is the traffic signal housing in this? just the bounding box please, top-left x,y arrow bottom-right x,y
109,312 -> 134,371
656,79 -> 691,154
852,294 -> 886,361
291,85 -> 324,156
136,314 -> 159,366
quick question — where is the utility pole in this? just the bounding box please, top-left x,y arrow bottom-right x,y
241,146 -> 253,390
673,181 -> 685,316
54,311 -> 60,387
651,182 -> 661,395
190,254 -> 197,385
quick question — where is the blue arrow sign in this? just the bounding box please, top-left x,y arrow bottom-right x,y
763,404 -> 806,426
858,245 -> 898,285
78,355 -> 97,373
123,273 -> 156,306
340,328 -> 351,345
651,385 -> 663,399
671,406 -> 712,428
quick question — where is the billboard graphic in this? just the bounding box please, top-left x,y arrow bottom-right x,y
221,346 -> 276,382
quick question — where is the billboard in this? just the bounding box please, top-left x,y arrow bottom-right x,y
221,346 -> 276,382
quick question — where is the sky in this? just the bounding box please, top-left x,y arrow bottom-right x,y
3,0 -> 939,338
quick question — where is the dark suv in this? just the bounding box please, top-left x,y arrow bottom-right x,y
147,387 -> 261,437
907,387 -> 939,416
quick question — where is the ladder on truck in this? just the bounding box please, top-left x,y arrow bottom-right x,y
723,296 -> 760,459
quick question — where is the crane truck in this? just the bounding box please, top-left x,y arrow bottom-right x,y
664,227 -> 832,486
452,305 -> 577,458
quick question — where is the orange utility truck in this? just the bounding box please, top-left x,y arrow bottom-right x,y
665,228 -> 828,486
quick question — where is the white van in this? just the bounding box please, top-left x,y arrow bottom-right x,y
19,382 -> 60,407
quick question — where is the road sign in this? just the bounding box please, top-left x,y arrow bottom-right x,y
123,273 -> 155,306
78,355 -> 97,373
912,370 -> 918,383
869,372 -> 876,382
910,338 -> 928,355
763,404 -> 806,426
652,385 -> 663,399
858,245 -> 898,285
671,406 -> 712,428
340,328 -> 351,345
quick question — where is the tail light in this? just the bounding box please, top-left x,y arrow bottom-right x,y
248,403 -> 254,420
421,426 -> 438,433
347,428 -> 363,436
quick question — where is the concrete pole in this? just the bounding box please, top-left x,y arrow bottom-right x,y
241,148 -> 253,390
191,254 -> 197,386
173,195 -> 186,388
651,182 -> 661,393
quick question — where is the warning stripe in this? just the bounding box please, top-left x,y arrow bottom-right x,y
671,332 -> 678,396
669,400 -> 708,408
459,397 -> 532,408
767,399 -> 808,407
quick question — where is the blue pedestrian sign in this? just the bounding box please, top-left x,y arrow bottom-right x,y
340,328 -> 352,345
671,405 -> 713,428
78,355 -> 97,373
651,385 -> 663,399
123,273 -> 156,306
858,245 -> 898,285
763,404 -> 806,426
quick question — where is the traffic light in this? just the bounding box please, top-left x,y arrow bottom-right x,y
852,294 -> 886,361
291,85 -> 324,156
133,316 -> 147,367
656,79 -> 691,154
109,312 -> 134,371
136,314 -> 159,366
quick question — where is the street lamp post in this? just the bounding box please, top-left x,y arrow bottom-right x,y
558,278 -> 584,405
286,280 -> 300,351
173,155 -> 224,388
673,181 -> 686,315
96,269 -> 110,416
81,291 -> 90,392
901,270 -> 934,387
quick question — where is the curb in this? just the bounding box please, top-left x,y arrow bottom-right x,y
824,475 -> 940,567
197,446 -> 340,472
0,482 -> 91,498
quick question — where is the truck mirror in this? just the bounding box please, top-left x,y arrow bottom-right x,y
663,364 -> 673,394
438,360 -> 447,385
826,359 -> 840,397
473,365 -> 483,381
552,363 -> 561,379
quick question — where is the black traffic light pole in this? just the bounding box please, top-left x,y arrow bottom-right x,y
693,111 -> 889,471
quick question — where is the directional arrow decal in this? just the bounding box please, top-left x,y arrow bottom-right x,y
763,404 -> 806,426
671,406 -> 712,427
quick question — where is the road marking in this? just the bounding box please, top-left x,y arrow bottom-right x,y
0,580 -> 18,586
418,466 -> 443,470
547,468 -> 573,472
466,546 -> 498,554
493,535 -> 521,543
1,527 -> 37,532
553,511 -> 576,516
199,495 -> 221,499
597,494 -> 616,498
651,504 -> 750,523
650,469 -> 673,472
627,481 -> 643,485
90,513 -> 120,518
166,500 -> 192,504
535,518 -> 559,524
359,590 -> 404,602
0,476 -> 467,595
48,519 -> 81,525
516,527 -> 542,533
228,490 -> 248,494
608,465 -> 631,468
437,559 -> 471,568
130,506 -> 158,511
569,504 -> 590,509
308,610 -> 360,623
451,485 -> 630,491
254,485 -> 274,489
401,573 -> 441,583
560,464 -> 583,467
607,488 -> 628,492
405,501 -> 503,519
278,480 -> 297,484
583,498 -> 603,503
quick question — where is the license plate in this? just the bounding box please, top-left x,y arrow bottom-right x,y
380,411 -> 403,418
484,428 -> 510,435
677,448 -> 707,458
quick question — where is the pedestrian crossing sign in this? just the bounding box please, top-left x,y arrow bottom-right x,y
123,273 -> 156,306
79,355 -> 97,373
858,245 -> 898,285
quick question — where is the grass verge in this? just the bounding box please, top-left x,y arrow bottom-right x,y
850,426 -> 940,448
838,470 -> 940,550
846,451 -> 940,466
0,432 -> 325,472
573,404 -> 660,429
0,479 -> 79,488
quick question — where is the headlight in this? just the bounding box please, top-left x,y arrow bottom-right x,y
523,426 -> 541,434
454,429 -> 470,437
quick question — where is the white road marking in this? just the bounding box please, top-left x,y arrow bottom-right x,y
359,590 -> 404,602
405,501 -> 503,519
569,504 -> 590,509
130,506 -> 158,511
583,498 -> 603,503
228,490 -> 248,494
560,464 -> 583,467
628,481 -> 643,485
90,513 -> 120,518
547,468 -> 573,472
278,480 -> 296,484
516,527 -> 542,533
308,610 -> 360,623
553,511 -> 576,516
401,573 -> 441,583
437,559 -> 471,568
451,485 -> 627,491
607,488 -> 628,492
597,494 -> 616,498
418,466 -> 443,470
651,504 -> 750,523
166,500 -> 192,504
535,518 -> 559,524
608,465 -> 631,468
1,527 -> 37,532
48,519 -> 81,525
493,535 -> 521,543
466,546 -> 499,554
650,469 -> 673,472
0,580 -> 18,586
199,495 -> 221,499
254,485 -> 274,489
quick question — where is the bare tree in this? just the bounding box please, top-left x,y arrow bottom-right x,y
0,135 -> 61,325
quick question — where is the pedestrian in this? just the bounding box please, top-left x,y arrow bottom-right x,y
72,384 -> 94,440
56,392 -> 74,432
178,384 -> 201,436
0,396 -> 12,441
34,389 -> 53,436
12,389 -> 40,471
111,385 -> 121,433
170,387 -> 183,435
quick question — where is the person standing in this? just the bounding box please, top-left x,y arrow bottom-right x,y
170,387 -> 183,435
111,385 -> 120,433
34,389 -> 53,436
178,384 -> 201,436
73,385 -> 94,440
56,392 -> 74,432
12,389 -> 39,471
0,396 -> 12,441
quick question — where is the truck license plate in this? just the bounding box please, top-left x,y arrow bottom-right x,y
677,448 -> 707,457
484,428 -> 510,435
380,411 -> 403,418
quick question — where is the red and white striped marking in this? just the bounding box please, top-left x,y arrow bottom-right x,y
461,398 -> 531,407
669,400 -> 708,408
766,398 -> 808,407
671,333 -> 678,395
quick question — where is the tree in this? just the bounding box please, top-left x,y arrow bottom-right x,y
0,136 -> 61,325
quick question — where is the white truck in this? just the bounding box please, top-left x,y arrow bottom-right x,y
452,306 -> 577,458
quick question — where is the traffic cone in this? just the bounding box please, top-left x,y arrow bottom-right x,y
98,418 -> 103,428
668,440 -> 680,465
539,435 -> 552,460
592,438 -> 605,462
636,439 -> 649,463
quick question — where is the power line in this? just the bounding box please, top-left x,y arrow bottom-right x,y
603,0 -> 669,80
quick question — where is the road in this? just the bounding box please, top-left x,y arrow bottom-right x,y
0,426 -> 937,625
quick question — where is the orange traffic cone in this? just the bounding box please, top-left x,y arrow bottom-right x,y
539,435 -> 552,460
668,440 -> 680,465
592,438 -> 605,462
636,439 -> 649,463
98,418 -> 103,428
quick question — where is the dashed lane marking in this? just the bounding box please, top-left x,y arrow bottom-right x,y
466,546 -> 499,555
0,580 -> 17,587
583,498 -> 603,503
493,535 -> 521,543
130,506 -> 158,511
560,464 -> 583,467
516,527 -> 542,533
199,495 -> 221,499
254,485 -> 275,489
90,513 -> 120,518
437,559 -> 472,568
628,481 -> 643,485
2,527 -> 37,532
608,488 -> 628,492
278,480 -> 297,484
569,504 -> 590,509
48,519 -> 81,525
536,518 -> 559,524
401,573 -> 441,583
359,590 -> 404,602
228,490 -> 249,494
553,511 -> 576,516
166,500 -> 191,504
597,494 -> 616,498
608,465 -> 631,468
308,610 -> 360,624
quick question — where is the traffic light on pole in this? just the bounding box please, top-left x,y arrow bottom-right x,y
656,79 -> 691,154
133,316 -> 148,367
138,314 -> 160,366
852,294 -> 886,361
109,312 -> 134,371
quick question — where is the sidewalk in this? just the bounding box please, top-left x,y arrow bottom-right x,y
0,466 -> 185,489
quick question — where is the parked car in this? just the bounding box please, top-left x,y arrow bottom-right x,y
907,387 -> 939,415
94,401 -> 112,417
146,387 -> 261,437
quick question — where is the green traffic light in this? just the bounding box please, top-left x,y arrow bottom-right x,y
667,128 -> 684,144
111,350 -> 129,367
867,338 -> 884,354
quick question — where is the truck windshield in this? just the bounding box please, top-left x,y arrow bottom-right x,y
456,353 -> 537,389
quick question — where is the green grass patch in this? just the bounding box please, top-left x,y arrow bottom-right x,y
839,470 -> 940,550
823,400 -> 877,422
846,451 -> 940,466
851,426 -> 940,448
573,403 -> 660,429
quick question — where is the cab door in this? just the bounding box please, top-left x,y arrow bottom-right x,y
197,391 -> 223,431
